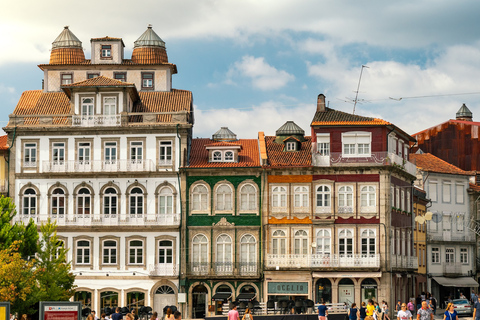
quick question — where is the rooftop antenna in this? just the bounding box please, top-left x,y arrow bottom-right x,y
353,65 -> 369,114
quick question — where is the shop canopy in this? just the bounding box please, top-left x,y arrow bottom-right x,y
236,293 -> 256,302
212,292 -> 232,302
433,277 -> 479,288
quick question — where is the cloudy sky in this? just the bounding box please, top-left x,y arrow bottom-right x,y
1,0 -> 480,138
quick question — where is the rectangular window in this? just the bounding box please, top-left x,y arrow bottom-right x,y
342,132 -> 371,157
429,181 -> 437,202
103,241 -> 117,264
457,214 -> 465,231
129,240 -> 143,265
87,73 -> 99,79
286,141 -> 296,151
443,215 -> 451,231
343,144 -> 356,155
61,73 -> 73,85
104,142 -> 117,163
395,188 -> 400,208
390,186 -> 394,207
52,142 -> 65,163
142,72 -> 154,89
272,186 -> 287,208
294,186 -> 309,208
456,184 -> 464,204
443,182 -> 451,203
406,190 -> 411,212
317,134 -> 330,156
24,143 -> 37,167
78,142 -> 91,163
460,248 -> 468,264
76,241 -> 90,265
445,248 -> 455,263
431,247 -> 440,264
130,141 -> 143,161
101,45 -> 111,58
114,72 -> 126,82
404,145 -> 409,160
159,141 -> 172,165
401,190 -> 405,211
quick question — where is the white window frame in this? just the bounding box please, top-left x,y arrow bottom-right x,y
191,184 -> 209,212
103,97 -> 116,115
23,188 -> 37,215
129,187 -> 144,215
338,185 -> 353,213
286,141 -> 296,151
77,188 -> 91,215
104,141 -> 117,164
431,247 -> 440,264
78,142 -> 91,163
159,141 -> 172,165
76,240 -> 91,265
103,240 -> 117,265
224,151 -> 234,161
293,230 -> 308,255
401,190 -> 405,211
159,187 -> 174,215
316,134 -> 330,155
456,183 -> 465,204
338,229 -> 354,255
215,184 -> 233,211
239,183 -> 257,212
52,142 -> 65,164
103,187 -> 117,215
212,150 -> 222,162
456,213 -> 465,231
294,186 -> 309,208
460,248 -> 468,264
240,234 -> 257,266
81,97 -> 94,117
128,240 -> 144,265
272,186 -> 287,210
159,240 -> 174,265
316,185 -> 331,211
130,141 -> 143,162
341,132 -> 371,157
395,187 -> 400,208
361,229 -> 376,256
443,181 -> 451,203
429,181 -> 438,202
406,190 -> 411,212
192,234 -> 208,265
216,234 -> 232,266
51,188 -> 65,215
24,143 -> 37,167
360,185 -> 376,212
445,248 -> 455,263
272,230 -> 286,255
316,229 -> 331,255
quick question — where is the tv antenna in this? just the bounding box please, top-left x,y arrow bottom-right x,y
352,65 -> 369,114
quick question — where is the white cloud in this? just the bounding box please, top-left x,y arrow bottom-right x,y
226,55 -> 294,90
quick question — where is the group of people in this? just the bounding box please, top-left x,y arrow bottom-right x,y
317,299 -> 390,320
86,308 -> 182,320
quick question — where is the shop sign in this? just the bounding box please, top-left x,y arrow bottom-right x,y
268,282 -> 308,294
40,302 -> 81,320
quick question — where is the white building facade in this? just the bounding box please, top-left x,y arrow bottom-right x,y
5,26 -> 193,312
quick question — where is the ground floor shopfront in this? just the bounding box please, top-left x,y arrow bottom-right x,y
392,272 -> 415,304
186,280 -> 262,319
73,278 -> 180,314
263,271 -> 387,305
429,276 -> 479,308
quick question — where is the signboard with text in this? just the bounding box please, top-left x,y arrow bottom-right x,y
267,282 -> 308,294
40,302 -> 81,320
0,302 -> 10,320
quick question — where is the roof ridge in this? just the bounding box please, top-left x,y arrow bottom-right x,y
62,75 -> 135,87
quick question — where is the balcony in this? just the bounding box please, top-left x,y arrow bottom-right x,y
428,231 -> 474,242
13,213 -> 180,227
265,254 -> 380,269
390,255 -> 418,269
187,262 -> 261,278
148,263 -> 179,276
312,152 -> 416,176
42,159 -> 155,173
444,262 -> 463,276
72,115 -> 121,127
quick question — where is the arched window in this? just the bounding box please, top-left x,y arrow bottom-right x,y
338,186 -> 353,209
77,188 -> 91,215
240,184 -> 256,211
23,188 -> 37,215
155,285 -> 175,294
192,184 -> 208,211
51,188 -> 65,215
338,229 -> 353,255
192,234 -> 208,264
316,229 -> 331,254
128,240 -> 143,265
159,187 -> 174,214
316,185 -> 331,208
104,187 -> 117,215
294,186 -> 309,208
216,184 -> 233,211
240,234 -> 257,265
294,230 -> 308,255
103,240 -> 117,265
159,240 -> 173,265
272,186 -> 287,208
216,234 -> 232,273
361,229 -> 376,255
224,151 -> 234,161
360,186 -> 376,207
272,230 -> 286,255
130,187 -> 144,215
213,151 -> 222,161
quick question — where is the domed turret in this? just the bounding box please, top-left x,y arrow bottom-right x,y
131,25 -> 168,64
456,103 -> 473,121
49,26 -> 85,64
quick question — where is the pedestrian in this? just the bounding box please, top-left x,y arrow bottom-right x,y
348,303 -> 359,320
374,302 -> 382,320
416,296 -> 422,312
396,301 -> 402,312
165,308 -> 174,320
407,300 -> 414,313
242,308 -> 253,320
416,301 -> 433,320
384,302 -> 390,320
173,311 -> 181,320
101,314 -> 107,320
111,308 -> 123,320
150,312 -> 158,320
125,314 -> 134,320
397,303 -> 412,320
92,311 -> 99,320
367,300 -> 375,317
228,305 -> 239,320
318,300 -> 328,320
472,291 -> 477,304
359,302 -> 367,320
472,295 -> 480,320
131,311 -> 138,320
87,315 -> 95,320
430,297 -> 436,315
443,303 -> 457,320
459,292 -> 466,300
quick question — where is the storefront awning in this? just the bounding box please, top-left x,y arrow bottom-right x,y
312,272 -> 382,278
433,277 -> 479,288
236,293 -> 256,302
212,292 -> 232,302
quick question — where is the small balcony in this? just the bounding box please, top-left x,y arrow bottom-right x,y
444,262 -> 463,276
187,262 -> 261,278
312,152 -> 416,176
13,213 -> 180,227
42,159 -> 155,173
265,253 -> 380,269
72,115 -> 121,127
428,231 -> 475,242
390,255 -> 418,269
148,263 -> 179,276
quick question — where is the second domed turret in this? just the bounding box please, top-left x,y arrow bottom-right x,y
131,25 -> 168,64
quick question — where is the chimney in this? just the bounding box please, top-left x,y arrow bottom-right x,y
317,94 -> 326,112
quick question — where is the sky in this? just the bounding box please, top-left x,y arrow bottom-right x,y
1,0 -> 480,138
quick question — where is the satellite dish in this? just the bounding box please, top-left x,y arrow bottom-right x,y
425,212 -> 433,221
432,213 -> 442,223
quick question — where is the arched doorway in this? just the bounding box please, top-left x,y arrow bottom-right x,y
127,291 -> 146,314
192,284 -> 208,319
316,279 -> 332,303
100,291 -> 119,309
338,279 -> 354,306
154,285 -> 176,315
361,278 -> 378,303
74,291 -> 92,308
213,285 -> 232,315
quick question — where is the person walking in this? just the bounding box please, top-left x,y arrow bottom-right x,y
150,312 -> 158,320
367,300 -> 375,317
471,291 -> 477,305
396,301 -> 402,312
173,311 -> 181,320
318,300 -> 328,320
472,295 -> 480,320
359,302 -> 367,320
397,303 -> 413,320
165,308 -> 174,320
384,302 -> 390,320
407,300 -> 414,314
228,305 -> 240,320
242,308 -> 253,320
348,303 -> 359,320
111,308 -> 123,320
443,303 -> 457,320
416,301 -> 433,320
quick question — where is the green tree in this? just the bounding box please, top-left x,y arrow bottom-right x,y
0,196 -> 38,258
35,219 -> 76,302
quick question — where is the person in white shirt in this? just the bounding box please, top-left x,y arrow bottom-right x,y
397,304 -> 413,320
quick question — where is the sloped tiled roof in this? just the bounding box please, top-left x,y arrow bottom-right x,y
50,48 -> 85,64
312,108 -> 391,126
131,47 -> 168,64
13,90 -> 70,115
62,76 -> 134,88
265,136 -> 312,167
205,141 -> 241,148
0,135 -> 8,151
188,139 -> 260,168
131,90 -> 192,123
409,153 -> 474,176
38,59 -> 177,73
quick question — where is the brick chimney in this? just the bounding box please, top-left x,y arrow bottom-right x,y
317,94 -> 326,112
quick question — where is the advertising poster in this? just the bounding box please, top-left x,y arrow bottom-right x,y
40,302 -> 81,320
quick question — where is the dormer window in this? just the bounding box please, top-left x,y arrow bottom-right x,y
61,73 -> 73,85
101,45 -> 111,58
225,151 -> 234,161
286,141 -> 296,151
207,145 -> 241,163
142,72 -> 154,89
213,151 -> 222,161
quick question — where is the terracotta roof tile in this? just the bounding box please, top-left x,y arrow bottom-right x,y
282,136 -> 301,142
49,48 -> 85,64
12,90 -> 70,116
409,153 -> 474,176
38,59 -> 177,73
0,135 -> 8,150
205,141 -> 241,148
469,183 -> 480,192
132,47 -> 168,64
265,136 -> 312,167
91,36 -> 123,41
188,139 -> 260,168
62,76 -> 134,88
131,90 -> 193,123
311,107 -> 391,126
258,132 -> 267,163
